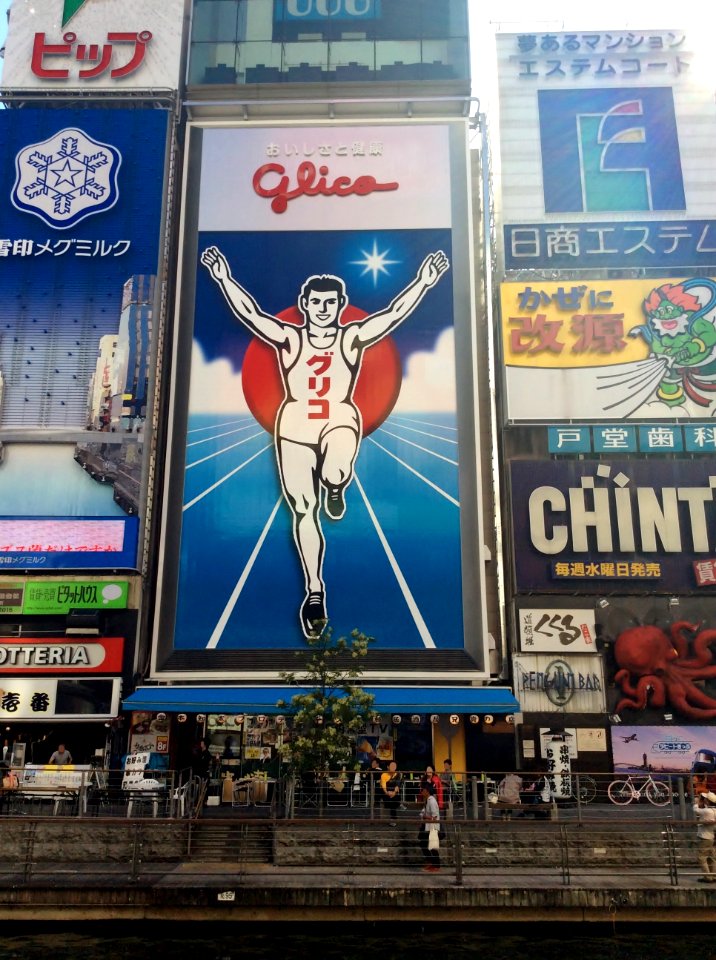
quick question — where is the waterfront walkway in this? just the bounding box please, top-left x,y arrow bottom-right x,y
1,815 -> 715,923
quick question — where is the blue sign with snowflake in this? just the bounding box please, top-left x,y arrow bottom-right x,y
0,107 -> 168,571
12,127 -> 120,230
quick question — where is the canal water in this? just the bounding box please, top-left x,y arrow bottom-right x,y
1,925 -> 715,960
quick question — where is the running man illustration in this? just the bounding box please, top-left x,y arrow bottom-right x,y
201,246 -> 450,638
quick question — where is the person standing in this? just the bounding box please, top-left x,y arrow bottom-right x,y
694,790 -> 716,883
48,744 -> 73,765
440,758 -> 459,818
418,783 -> 441,873
380,760 -> 401,826
419,765 -> 444,810
192,739 -> 213,783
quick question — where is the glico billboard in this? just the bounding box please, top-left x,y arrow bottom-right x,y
2,0 -> 187,89
0,108 -> 169,569
154,121 -> 488,678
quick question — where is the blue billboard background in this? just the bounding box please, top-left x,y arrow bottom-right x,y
173,226 -> 465,651
0,108 -> 168,570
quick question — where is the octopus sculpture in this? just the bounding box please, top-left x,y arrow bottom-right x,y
614,621 -> 716,719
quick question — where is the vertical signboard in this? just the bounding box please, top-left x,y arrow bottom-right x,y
495,29 -> 716,271
0,108 -> 169,569
2,0 -> 187,90
157,121 -> 486,671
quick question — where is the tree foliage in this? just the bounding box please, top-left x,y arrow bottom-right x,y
277,626 -> 375,773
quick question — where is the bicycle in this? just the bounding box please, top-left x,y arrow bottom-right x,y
607,774 -> 671,806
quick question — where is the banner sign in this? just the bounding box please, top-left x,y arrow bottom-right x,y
547,423 -> 716,455
500,277 -> 716,421
0,579 -> 129,614
518,607 -> 596,653
495,31 -> 716,270
0,676 -> 119,719
0,637 -> 123,674
513,654 -> 605,713
2,0 -> 186,89
510,459 -> 716,594
159,121 -> 486,667
611,725 -> 716,774
0,108 -> 168,571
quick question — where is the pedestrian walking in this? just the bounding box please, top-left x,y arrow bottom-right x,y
694,790 -> 716,882
418,783 -> 441,873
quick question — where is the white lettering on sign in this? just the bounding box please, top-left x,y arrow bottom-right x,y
0,645 -> 96,667
528,471 -> 716,555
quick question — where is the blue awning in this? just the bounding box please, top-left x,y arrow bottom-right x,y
122,685 -> 519,715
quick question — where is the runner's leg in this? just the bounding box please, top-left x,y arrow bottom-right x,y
320,425 -> 359,519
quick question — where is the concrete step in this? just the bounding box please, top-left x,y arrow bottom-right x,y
188,824 -> 273,863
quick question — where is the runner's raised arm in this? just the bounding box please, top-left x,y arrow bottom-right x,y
201,246 -> 293,347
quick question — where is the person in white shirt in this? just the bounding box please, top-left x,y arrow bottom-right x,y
418,783 -> 441,873
694,789 -> 716,882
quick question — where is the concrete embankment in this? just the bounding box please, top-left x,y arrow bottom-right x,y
1,818 -> 714,923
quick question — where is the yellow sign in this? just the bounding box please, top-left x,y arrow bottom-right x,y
500,277 -> 716,369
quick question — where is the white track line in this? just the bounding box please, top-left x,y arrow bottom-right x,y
183,444 -> 272,511
377,427 -> 459,466
390,415 -> 458,432
187,417 -> 252,435
187,431 -> 266,469
206,497 -> 283,649
383,423 -> 458,445
368,438 -> 460,507
354,475 -> 435,649
187,423 -> 258,448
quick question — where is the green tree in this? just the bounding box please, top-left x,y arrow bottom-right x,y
277,626 -> 375,774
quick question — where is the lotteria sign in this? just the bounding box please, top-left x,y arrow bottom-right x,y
510,460 -> 716,593
0,637 -> 124,673
2,0 -> 186,88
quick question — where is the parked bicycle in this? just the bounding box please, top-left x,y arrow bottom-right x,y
607,774 -> 670,806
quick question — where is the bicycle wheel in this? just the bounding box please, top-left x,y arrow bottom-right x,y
646,780 -> 670,806
608,779 -> 634,804
577,775 -> 597,803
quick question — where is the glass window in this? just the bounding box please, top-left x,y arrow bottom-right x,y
192,0 -> 240,42
188,42 -> 239,84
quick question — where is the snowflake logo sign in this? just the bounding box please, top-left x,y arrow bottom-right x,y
12,127 -> 121,230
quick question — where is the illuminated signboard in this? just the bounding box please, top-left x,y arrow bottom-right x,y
2,0 -> 187,89
155,120 -> 487,675
0,108 -> 168,570
495,30 -> 716,270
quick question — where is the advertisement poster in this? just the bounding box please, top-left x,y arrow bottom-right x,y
611,725 -> 716,774
495,30 -> 716,271
162,122 -> 484,660
510,459 -> 716,595
501,277 -> 716,421
3,0 -> 187,90
0,108 -> 168,569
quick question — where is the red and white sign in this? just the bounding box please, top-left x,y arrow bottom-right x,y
2,0 -> 186,89
0,637 -> 124,673
197,125 -> 452,232
694,559 -> 716,586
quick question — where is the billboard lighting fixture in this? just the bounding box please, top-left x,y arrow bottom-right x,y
177,714 -> 187,723
410,714 -> 421,725
669,597 -> 680,607
430,715 -> 440,724
483,715 -> 494,725
609,714 -> 621,724
449,714 -> 460,726
392,715 -> 402,724
663,713 -> 674,722
597,599 -> 609,609
469,714 -> 480,724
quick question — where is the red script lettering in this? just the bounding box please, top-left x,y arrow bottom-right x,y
253,161 -> 399,213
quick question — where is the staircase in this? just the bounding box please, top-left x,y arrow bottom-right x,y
187,822 -> 274,864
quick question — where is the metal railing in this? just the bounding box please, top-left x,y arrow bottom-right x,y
0,816 -> 701,888
0,768 -> 703,823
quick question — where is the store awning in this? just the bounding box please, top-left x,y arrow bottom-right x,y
122,685 -> 519,715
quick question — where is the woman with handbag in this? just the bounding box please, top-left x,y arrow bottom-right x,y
418,783 -> 441,873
